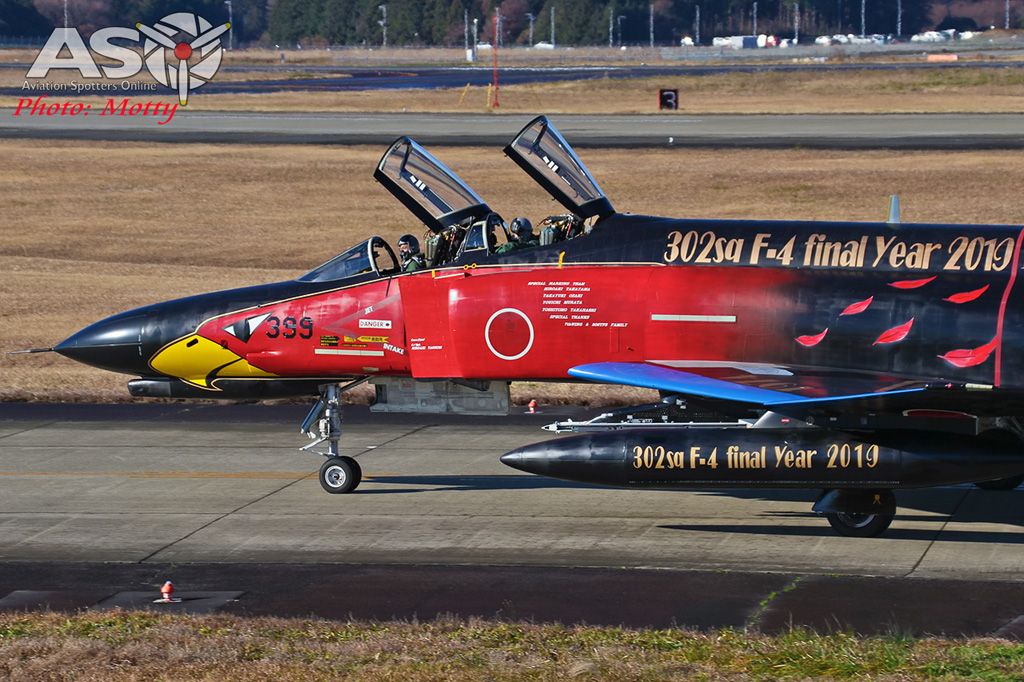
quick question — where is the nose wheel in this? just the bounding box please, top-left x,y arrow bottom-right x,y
319,456 -> 362,494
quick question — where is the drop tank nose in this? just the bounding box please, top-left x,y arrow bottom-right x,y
54,311 -> 149,375
500,445 -> 556,474
499,449 -> 526,470
500,439 -> 602,480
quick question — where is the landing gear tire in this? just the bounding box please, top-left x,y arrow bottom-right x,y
319,456 -> 362,494
975,475 -> 1024,491
825,512 -> 894,538
303,381 -> 371,495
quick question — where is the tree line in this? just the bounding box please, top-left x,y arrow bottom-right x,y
4,0 -> 266,43
1,0 -> 978,47
267,0 -> 936,46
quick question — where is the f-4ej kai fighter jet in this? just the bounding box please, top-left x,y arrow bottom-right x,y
34,116 -> 1024,537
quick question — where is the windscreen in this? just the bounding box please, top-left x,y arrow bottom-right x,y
504,116 -> 614,219
374,137 -> 491,232
298,237 -> 398,282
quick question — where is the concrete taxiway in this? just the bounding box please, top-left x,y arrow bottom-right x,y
2,403 -> 1024,635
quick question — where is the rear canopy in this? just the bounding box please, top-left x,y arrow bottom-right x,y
374,136 -> 492,233
504,115 -> 614,220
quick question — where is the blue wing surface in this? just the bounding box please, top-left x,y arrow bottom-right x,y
568,361 -> 925,409
568,361 -> 1024,417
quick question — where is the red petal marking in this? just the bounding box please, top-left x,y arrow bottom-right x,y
840,296 -> 873,316
873,318 -> 914,345
888,276 -> 936,289
796,328 -> 828,347
938,338 -> 998,368
944,285 -> 989,304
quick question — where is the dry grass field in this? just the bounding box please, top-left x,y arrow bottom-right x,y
4,139 -> 1024,403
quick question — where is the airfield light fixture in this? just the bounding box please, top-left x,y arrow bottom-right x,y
649,4 -> 654,47
224,0 -> 233,51
494,14 -> 499,106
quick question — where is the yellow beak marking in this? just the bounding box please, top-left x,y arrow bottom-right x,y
149,335 -> 277,389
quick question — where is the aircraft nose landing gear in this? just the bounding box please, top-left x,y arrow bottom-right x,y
302,380 -> 368,494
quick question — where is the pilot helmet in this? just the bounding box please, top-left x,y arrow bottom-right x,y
510,217 -> 533,238
398,234 -> 420,255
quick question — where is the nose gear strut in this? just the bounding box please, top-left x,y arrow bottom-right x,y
301,379 -> 369,493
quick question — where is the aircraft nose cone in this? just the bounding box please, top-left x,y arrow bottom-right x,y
54,311 -> 149,375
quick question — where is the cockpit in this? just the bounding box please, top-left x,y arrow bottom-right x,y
298,236 -> 399,283
297,116 -> 616,283
376,116 -> 616,269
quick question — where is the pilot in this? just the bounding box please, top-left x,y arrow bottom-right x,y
496,218 -> 539,253
398,234 -> 426,272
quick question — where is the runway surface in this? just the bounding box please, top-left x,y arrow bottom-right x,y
4,110 -> 1024,148
2,403 -> 1024,635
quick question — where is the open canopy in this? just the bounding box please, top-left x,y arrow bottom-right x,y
504,115 -> 614,220
374,136 -> 492,233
